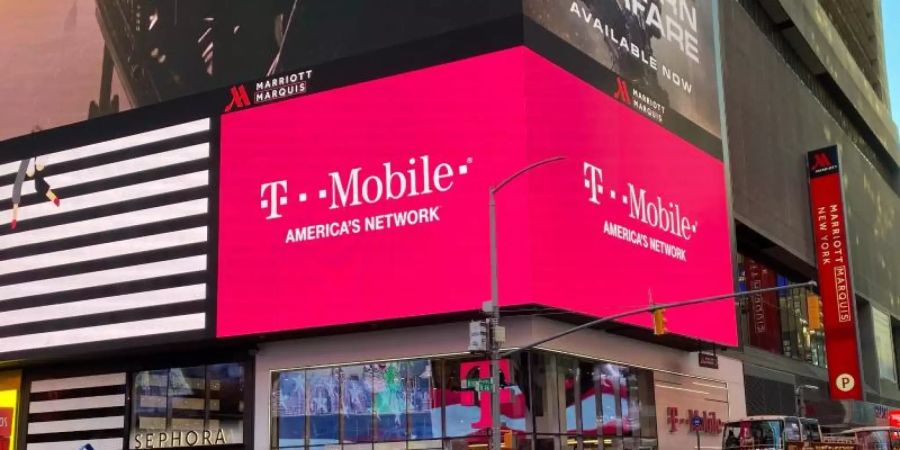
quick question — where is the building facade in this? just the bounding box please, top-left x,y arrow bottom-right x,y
721,0 -> 900,430
0,1 -> 896,450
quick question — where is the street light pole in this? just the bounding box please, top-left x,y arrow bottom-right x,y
488,187 -> 501,450
488,156 -> 566,450
795,384 -> 819,417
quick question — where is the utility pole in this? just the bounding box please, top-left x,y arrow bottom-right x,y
488,156 -> 566,450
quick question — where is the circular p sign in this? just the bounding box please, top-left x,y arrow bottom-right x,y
836,373 -> 856,392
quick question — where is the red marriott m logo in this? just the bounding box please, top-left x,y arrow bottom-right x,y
613,77 -> 631,105
810,152 -> 833,171
224,85 -> 251,112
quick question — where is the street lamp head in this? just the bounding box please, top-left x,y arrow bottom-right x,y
491,155 -> 567,194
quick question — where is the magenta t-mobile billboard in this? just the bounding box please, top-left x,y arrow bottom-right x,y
217,47 -> 736,345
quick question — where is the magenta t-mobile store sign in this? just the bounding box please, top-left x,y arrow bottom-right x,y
217,47 -> 736,345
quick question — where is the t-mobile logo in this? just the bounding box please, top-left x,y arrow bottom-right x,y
583,161 -> 698,241
584,162 -> 604,205
261,180 -> 288,219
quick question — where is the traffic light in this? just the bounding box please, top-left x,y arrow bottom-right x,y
807,293 -> 823,331
502,430 -> 514,450
653,309 -> 668,335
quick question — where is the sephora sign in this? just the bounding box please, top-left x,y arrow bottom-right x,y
217,47 -> 735,344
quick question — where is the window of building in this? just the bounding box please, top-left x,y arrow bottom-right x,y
274,360 -> 442,450
130,363 -> 244,448
274,371 -> 306,449
738,254 -> 827,367
784,418 -> 801,442
873,308 -> 897,382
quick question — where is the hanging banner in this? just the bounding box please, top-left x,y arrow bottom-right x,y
807,146 -> 863,400
743,257 -> 782,353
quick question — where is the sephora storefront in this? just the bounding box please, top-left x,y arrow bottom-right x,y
17,354 -> 251,450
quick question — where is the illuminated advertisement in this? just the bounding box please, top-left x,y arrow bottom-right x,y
524,0 -> 721,139
807,146 -> 863,400
0,120 -> 212,357
218,46 -> 735,344
26,372 -> 127,450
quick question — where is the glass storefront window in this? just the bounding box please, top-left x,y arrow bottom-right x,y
131,363 -> 244,448
270,353 -> 656,450
559,357 -> 578,435
443,358 -> 478,438
580,362 -> 598,437
274,371 -> 306,449
274,360 -> 443,449
531,353 -> 560,435
407,360 -> 439,440
308,368 -> 340,445
373,362 -> 406,441
342,365 -> 374,443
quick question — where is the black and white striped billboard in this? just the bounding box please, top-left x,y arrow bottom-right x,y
0,119 -> 211,357
25,372 -> 127,450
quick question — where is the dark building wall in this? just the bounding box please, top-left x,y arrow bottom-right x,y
721,0 -> 900,316
722,0 -> 827,264
842,144 -> 900,309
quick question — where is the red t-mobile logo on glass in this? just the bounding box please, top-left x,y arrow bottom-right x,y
583,161 -> 698,240
458,360 -> 525,428
258,154 -> 472,219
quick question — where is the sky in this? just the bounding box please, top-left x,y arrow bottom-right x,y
885,0 -> 900,125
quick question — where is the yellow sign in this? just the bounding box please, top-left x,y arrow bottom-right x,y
653,309 -> 668,335
0,371 -> 21,450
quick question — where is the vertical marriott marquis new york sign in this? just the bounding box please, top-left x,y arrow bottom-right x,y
216,47 -> 736,344
807,146 -> 863,400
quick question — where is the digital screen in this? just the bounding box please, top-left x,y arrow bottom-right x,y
218,46 -> 735,345
0,119 -> 211,357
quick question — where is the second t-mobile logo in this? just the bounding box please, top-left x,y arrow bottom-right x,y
583,161 -> 698,240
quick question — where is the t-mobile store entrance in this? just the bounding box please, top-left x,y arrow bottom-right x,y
269,351 -> 653,450
254,318 -> 745,450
